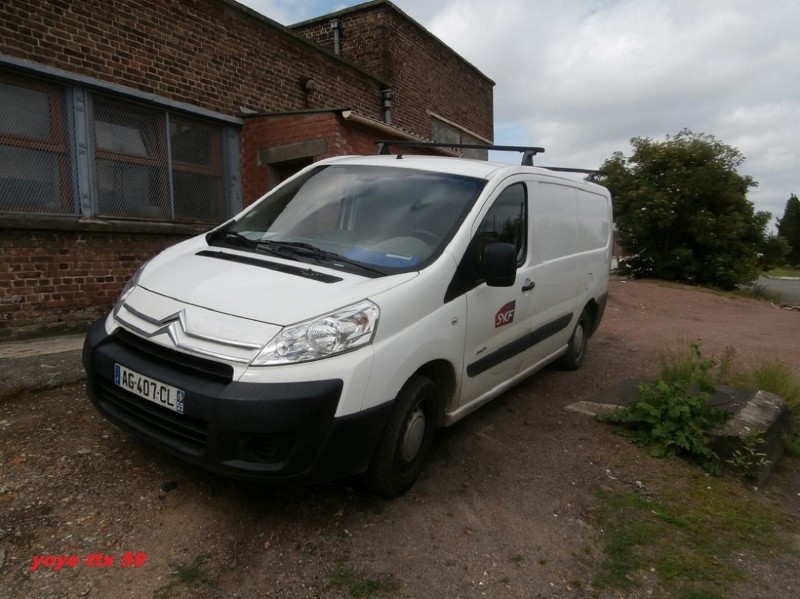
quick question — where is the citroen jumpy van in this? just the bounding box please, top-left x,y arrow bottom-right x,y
83,147 -> 612,497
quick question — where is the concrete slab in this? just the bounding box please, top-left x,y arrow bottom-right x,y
0,334 -> 85,359
565,400 -> 620,417
572,378 -> 751,415
0,336 -> 86,399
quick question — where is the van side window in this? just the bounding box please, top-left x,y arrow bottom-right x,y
475,183 -> 527,266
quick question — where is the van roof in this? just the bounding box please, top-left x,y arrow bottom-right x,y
318,154 -> 508,179
317,154 -> 607,190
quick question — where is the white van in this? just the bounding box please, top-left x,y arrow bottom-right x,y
83,146 -> 612,497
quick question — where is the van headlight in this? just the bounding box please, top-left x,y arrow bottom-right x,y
252,300 -> 380,366
112,261 -> 149,319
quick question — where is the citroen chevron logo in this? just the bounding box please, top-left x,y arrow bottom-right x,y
119,305 -> 186,348
154,311 -> 185,347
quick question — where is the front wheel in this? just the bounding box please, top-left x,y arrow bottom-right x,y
557,310 -> 590,371
364,375 -> 439,497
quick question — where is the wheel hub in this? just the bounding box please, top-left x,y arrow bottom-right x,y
401,406 -> 426,463
573,324 -> 585,356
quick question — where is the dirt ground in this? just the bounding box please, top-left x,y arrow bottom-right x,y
1,278 -> 799,599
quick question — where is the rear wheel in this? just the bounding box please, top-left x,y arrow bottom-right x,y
557,310 -> 590,371
364,375 -> 438,497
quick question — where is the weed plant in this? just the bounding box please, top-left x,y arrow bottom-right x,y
726,428 -> 771,479
600,343 -> 730,474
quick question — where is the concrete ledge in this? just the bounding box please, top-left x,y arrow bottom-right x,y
711,390 -> 794,483
566,400 -> 620,417
0,334 -> 85,359
0,213 -> 209,236
0,337 -> 86,400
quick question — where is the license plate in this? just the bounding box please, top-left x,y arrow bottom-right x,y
114,363 -> 185,414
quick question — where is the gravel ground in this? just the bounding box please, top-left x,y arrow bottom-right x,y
1,278 -> 799,599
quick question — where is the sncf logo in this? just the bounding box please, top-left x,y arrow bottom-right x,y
495,301 -> 516,328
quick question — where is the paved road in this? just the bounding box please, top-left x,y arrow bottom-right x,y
757,275 -> 800,306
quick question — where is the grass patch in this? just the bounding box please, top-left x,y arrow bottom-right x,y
594,342 -> 800,597
153,553 -> 213,599
593,474 -> 785,597
763,267 -> 800,278
720,358 -> 800,413
326,558 -> 394,598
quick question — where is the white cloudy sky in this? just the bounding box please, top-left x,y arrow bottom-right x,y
238,0 -> 799,227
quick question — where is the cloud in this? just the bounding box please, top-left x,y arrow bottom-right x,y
237,0 -> 800,223
421,0 -> 800,222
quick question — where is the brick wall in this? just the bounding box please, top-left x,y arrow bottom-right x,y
0,227 -> 194,340
0,0 -> 387,119
383,9 -> 494,141
241,112 -> 344,203
291,2 -> 495,142
240,111 -> 448,204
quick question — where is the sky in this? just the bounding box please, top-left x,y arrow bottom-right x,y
238,0 -> 799,228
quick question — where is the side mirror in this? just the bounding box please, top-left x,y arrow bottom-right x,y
482,242 -> 517,287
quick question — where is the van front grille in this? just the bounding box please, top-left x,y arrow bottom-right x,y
114,329 -> 234,383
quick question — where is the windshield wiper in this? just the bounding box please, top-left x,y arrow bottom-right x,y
206,229 -> 258,249
256,241 -> 387,276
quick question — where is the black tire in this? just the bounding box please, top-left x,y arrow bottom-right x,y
557,310 -> 590,371
364,374 -> 438,497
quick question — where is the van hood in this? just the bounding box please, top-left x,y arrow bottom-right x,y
137,242 -> 418,326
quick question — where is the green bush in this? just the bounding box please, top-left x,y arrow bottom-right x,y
601,379 -> 730,474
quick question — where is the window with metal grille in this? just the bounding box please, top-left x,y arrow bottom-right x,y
170,116 -> 225,221
0,73 -> 73,214
94,97 -> 171,219
0,69 -> 237,223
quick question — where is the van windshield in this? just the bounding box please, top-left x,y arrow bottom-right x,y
209,164 -> 487,276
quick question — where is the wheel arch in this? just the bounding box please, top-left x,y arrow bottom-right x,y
583,289 -> 608,337
413,359 -> 456,428
583,299 -> 599,334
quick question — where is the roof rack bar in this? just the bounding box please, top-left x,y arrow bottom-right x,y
537,166 -> 602,182
375,140 -> 545,166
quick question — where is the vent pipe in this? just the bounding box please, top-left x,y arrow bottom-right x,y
381,89 -> 395,125
330,19 -> 342,55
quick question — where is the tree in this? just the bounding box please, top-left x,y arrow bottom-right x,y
599,130 -> 769,289
776,193 -> 800,265
759,234 -> 790,270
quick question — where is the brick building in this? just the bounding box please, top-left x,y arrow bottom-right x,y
0,0 -> 494,340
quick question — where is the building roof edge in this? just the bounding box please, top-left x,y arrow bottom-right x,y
288,0 -> 495,87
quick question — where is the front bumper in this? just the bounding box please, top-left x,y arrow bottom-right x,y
82,317 -> 391,482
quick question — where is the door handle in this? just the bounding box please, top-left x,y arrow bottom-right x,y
521,279 -> 535,292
